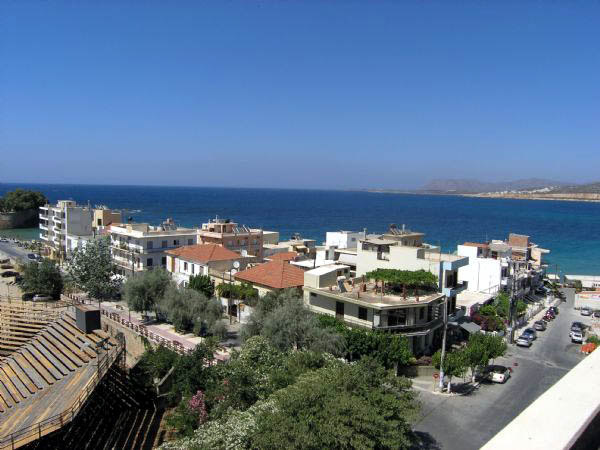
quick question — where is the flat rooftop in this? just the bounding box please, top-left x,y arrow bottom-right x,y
306,281 -> 443,309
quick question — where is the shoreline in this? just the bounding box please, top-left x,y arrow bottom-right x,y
363,190 -> 600,203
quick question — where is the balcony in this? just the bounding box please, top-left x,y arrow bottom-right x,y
52,216 -> 62,224
375,317 -> 443,333
443,281 -> 468,298
40,223 -> 48,231
40,233 -> 48,241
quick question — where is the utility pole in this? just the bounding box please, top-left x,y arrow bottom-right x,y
508,260 -> 517,344
438,295 -> 448,391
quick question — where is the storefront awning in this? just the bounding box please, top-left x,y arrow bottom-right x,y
459,321 -> 481,334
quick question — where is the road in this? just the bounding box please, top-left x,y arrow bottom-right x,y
412,288 -> 588,450
0,240 -> 31,264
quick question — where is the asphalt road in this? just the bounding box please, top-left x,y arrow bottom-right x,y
412,289 -> 588,450
0,240 -> 31,264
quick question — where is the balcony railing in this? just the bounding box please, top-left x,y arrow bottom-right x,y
375,317 -> 443,332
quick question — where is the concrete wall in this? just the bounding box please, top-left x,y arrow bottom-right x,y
101,315 -> 154,368
0,209 -> 38,229
457,251 -> 502,295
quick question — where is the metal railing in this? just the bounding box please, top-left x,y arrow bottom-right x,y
0,342 -> 123,449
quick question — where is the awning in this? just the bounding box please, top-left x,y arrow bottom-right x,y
460,321 -> 481,334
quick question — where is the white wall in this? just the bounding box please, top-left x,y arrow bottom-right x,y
457,245 -> 503,294
326,232 -> 362,249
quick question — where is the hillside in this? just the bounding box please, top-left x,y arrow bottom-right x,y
420,178 -> 570,194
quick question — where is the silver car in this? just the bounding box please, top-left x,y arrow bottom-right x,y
516,336 -> 532,347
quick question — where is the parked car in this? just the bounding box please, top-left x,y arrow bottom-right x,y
22,293 -> 34,301
535,287 -> 547,295
516,336 -> 532,347
27,253 -> 36,261
570,330 -> 584,344
522,328 -> 537,341
33,295 -> 52,302
549,306 -> 559,315
581,307 -> 592,317
1,271 -> 19,278
594,310 -> 600,319
483,365 -> 511,383
534,320 -> 547,331
544,310 -> 555,320
571,322 -> 585,333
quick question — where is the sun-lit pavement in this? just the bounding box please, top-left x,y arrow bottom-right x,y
411,289 -> 588,450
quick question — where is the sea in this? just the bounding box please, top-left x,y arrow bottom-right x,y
1,183 -> 599,276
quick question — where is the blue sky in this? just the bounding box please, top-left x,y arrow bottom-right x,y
1,1 -> 599,189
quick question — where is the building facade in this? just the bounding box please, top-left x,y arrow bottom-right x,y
197,217 -> 264,259
39,200 -> 93,260
109,219 -> 197,275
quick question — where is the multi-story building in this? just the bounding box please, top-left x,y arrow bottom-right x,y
39,200 -> 94,260
109,218 -> 197,276
355,225 -> 469,312
325,230 -> 366,249
197,217 -> 264,259
303,265 -> 446,355
39,201 -> 123,261
457,234 -> 549,300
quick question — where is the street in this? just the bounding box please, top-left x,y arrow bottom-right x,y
0,240 -> 31,264
412,288 -> 589,450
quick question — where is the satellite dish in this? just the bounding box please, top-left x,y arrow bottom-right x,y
233,261 -> 240,269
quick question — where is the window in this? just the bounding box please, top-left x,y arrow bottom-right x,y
351,237 -> 356,242
419,307 -> 425,320
187,239 -> 193,245
184,262 -> 188,271
162,240 -> 167,248
174,240 -> 180,246
191,264 -> 195,274
97,218 -> 102,226
147,258 -> 153,267
161,256 -> 166,266
147,241 -> 153,250
358,307 -> 368,321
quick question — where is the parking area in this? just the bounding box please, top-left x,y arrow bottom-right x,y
412,291 -> 588,450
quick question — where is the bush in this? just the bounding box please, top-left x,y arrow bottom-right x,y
0,189 -> 47,212
19,260 -> 63,299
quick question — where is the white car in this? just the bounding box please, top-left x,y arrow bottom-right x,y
581,307 -> 592,317
33,295 -> 52,302
485,365 -> 511,383
570,330 -> 584,343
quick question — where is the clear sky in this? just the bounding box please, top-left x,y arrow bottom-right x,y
1,1 -> 599,189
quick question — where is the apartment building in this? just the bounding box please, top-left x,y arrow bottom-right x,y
303,265 -> 446,355
457,234 -> 548,301
197,217 -> 264,259
39,200 -> 93,260
109,218 -> 197,275
355,226 -> 469,312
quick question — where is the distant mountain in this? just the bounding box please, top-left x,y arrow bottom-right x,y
420,178 -> 571,194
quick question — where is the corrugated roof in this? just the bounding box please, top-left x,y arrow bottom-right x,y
165,244 -> 240,263
234,260 -> 305,289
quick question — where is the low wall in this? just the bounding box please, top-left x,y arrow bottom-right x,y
398,365 -> 438,378
101,315 -> 156,368
0,210 -> 38,229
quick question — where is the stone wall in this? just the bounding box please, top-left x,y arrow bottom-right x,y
101,316 -> 157,368
0,209 -> 39,229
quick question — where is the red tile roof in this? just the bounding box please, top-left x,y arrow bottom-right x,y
234,260 -> 304,289
267,251 -> 298,262
166,244 -> 241,263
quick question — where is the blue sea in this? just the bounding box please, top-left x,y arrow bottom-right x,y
1,183 -> 599,276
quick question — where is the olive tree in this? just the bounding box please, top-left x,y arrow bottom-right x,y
123,268 -> 172,317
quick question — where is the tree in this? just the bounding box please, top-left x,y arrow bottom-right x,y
188,274 -> 214,299
243,291 -> 341,354
158,285 -> 225,337
0,189 -> 47,212
19,260 -> 63,299
67,236 -> 119,300
318,315 -> 413,370
123,268 -> 172,317
249,358 -> 419,449
433,349 -> 467,393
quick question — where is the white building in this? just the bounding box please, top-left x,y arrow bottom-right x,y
565,275 -> 600,290
165,244 -> 246,287
303,264 -> 446,355
356,226 -> 469,311
109,218 -> 197,275
39,200 -> 94,260
325,230 -> 365,249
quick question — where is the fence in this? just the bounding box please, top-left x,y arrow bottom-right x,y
0,343 -> 124,450
62,293 -> 194,357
